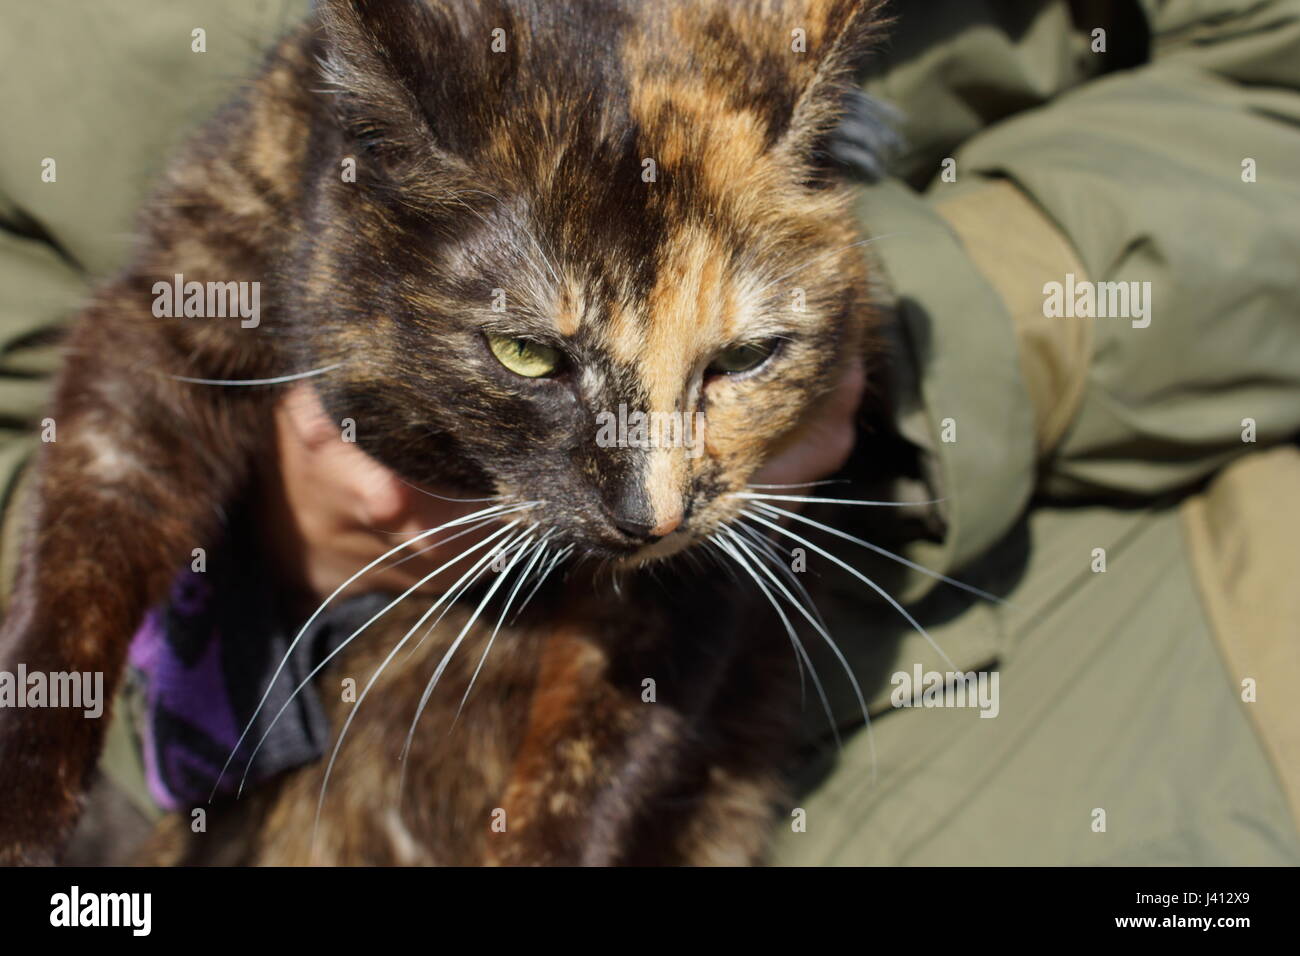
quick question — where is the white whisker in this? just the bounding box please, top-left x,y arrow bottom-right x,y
723,528 -> 878,773
745,479 -> 851,490
453,532 -> 555,724
226,511 -> 533,799
211,500 -> 534,800
736,491 -> 946,508
380,517 -> 501,573
396,477 -> 507,504
734,520 -> 832,640
309,523 -> 533,851
743,509 -> 957,671
171,363 -> 345,387
391,526 -> 541,796
401,520 -> 543,660
708,533 -> 842,750
397,530 -> 540,771
509,544 -> 572,625
750,500 -> 1008,606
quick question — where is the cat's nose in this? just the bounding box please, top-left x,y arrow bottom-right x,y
613,512 -> 682,542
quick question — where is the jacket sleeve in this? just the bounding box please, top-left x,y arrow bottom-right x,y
843,0 -> 1300,595
0,220 -> 84,605
0,0 -> 308,602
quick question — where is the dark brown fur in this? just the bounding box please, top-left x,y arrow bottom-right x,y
0,0 -> 885,865
140,572 -> 794,865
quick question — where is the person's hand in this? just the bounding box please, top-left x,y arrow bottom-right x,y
259,385 -> 497,612
263,359 -> 863,610
751,357 -> 865,489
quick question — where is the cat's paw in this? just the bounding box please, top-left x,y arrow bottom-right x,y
0,779 -> 77,866
0,837 -> 58,867
0,711 -> 85,866
0,772 -> 69,865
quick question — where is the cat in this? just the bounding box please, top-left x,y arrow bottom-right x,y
0,0 -> 887,865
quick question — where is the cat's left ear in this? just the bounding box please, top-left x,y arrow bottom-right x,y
772,0 -> 895,180
315,0 -> 460,174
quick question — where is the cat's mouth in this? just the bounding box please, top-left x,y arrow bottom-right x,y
617,528 -> 695,566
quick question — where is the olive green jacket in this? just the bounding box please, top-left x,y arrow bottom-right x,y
2,1 -> 1298,864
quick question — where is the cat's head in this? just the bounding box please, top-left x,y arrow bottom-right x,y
302,0 -> 887,562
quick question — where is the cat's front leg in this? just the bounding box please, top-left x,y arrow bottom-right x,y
485,626 -> 676,866
484,602 -> 771,867
0,297 -> 268,863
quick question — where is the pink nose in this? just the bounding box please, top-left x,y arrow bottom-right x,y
612,509 -> 683,542
650,512 -> 683,538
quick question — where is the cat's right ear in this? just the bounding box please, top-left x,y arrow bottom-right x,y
315,0 -> 457,175
770,0 -> 894,180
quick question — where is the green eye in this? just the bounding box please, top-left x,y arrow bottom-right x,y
487,334 -> 563,378
708,339 -> 779,375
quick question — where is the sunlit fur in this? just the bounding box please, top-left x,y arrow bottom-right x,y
304,0 -> 882,561
0,0 -> 891,865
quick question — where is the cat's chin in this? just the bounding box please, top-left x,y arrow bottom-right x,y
616,531 -> 695,567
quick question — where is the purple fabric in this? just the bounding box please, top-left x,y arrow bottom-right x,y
128,572 -> 239,810
123,531 -> 371,812
124,508 -> 390,812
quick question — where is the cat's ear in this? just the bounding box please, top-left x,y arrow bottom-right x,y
315,0 -> 458,172
771,0 -> 895,180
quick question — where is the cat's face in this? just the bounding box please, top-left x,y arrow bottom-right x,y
304,0 -> 881,562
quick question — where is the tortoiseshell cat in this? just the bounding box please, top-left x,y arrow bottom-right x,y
0,0 -> 887,865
